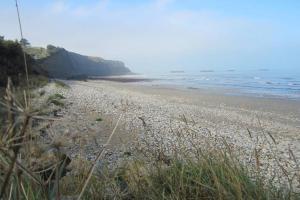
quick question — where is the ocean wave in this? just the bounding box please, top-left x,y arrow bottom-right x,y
200,70 -> 214,73
288,83 -> 300,86
150,71 -> 300,99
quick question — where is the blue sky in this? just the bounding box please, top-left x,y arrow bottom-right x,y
1,0 -> 300,73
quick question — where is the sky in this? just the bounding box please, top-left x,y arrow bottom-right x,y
1,0 -> 300,73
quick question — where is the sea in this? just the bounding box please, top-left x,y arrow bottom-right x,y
132,69 -> 300,100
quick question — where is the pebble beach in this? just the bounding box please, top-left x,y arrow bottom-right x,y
41,79 -> 300,188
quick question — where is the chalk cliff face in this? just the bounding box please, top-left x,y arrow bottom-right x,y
32,45 -> 131,79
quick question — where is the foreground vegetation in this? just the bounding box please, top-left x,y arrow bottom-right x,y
0,79 -> 299,200
60,152 -> 293,200
0,37 -> 48,87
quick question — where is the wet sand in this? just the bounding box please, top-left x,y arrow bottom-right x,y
101,80 -> 300,137
88,76 -> 155,83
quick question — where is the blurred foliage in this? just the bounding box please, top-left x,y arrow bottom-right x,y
0,38 -> 34,86
0,37 -> 48,87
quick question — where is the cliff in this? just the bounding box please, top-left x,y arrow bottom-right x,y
26,45 -> 131,79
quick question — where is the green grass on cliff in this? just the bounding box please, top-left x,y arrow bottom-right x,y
24,46 -> 50,59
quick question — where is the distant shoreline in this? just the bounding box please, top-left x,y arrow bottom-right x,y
81,75 -> 300,101
88,76 -> 155,83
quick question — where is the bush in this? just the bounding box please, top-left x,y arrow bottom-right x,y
96,117 -> 103,122
47,93 -> 66,107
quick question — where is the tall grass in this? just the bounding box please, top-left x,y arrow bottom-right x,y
59,148 -> 295,199
0,78 -> 69,200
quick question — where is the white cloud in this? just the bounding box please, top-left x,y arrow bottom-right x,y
51,0 -> 67,13
154,0 -> 174,10
72,0 -> 109,17
50,0 -> 109,16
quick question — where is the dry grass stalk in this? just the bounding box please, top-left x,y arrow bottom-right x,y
0,79 -> 31,199
77,114 -> 123,200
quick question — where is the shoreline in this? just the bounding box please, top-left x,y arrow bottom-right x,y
88,75 -> 156,83
86,75 -> 300,101
94,79 -> 300,118
142,82 -> 300,102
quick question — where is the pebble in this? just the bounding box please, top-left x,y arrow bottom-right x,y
36,80 -> 300,189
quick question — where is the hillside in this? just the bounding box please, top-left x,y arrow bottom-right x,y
26,45 -> 131,79
0,38 -> 46,87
